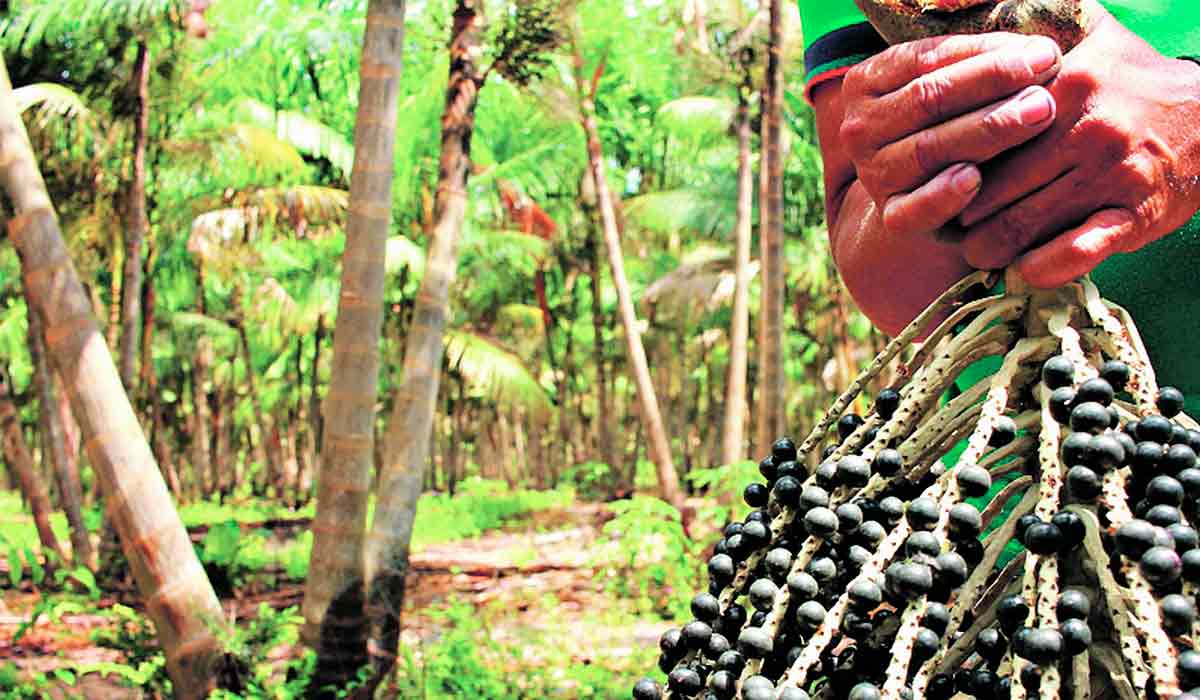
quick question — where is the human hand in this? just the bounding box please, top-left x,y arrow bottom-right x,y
957,11 -> 1200,287
839,32 -> 1063,238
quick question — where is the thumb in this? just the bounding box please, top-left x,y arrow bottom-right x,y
1014,208 -> 1138,288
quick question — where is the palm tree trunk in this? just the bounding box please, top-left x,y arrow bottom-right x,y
192,263 -> 214,497
27,302 -> 92,568
577,56 -> 686,520
0,60 -> 228,700
755,0 -> 786,455
119,41 -> 151,393
0,365 -> 66,563
366,0 -> 483,679
236,321 -> 271,495
721,85 -> 754,467
587,228 -> 617,473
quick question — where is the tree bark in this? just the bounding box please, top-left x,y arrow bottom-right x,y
119,41 -> 151,393
576,54 -> 686,521
27,302 -> 92,568
587,227 -> 617,474
0,59 -> 228,700
192,270 -> 214,498
755,0 -> 786,455
365,0 -> 480,682
301,0 -> 412,660
236,321 -> 271,497
721,83 -> 754,467
0,365 -> 66,564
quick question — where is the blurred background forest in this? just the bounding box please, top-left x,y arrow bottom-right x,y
0,0 -> 886,697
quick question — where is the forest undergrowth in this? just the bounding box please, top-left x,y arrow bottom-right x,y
0,476 -> 746,699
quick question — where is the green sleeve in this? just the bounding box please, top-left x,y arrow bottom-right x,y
797,0 -> 867,52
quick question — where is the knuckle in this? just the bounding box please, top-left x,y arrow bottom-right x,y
843,63 -> 870,97
838,115 -> 871,153
908,73 -> 952,122
910,129 -> 943,176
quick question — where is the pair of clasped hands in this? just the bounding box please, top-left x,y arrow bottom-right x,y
814,4 -> 1200,336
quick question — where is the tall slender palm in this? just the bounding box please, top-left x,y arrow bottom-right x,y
755,0 -> 786,454
721,65 -> 755,467
302,0 -> 407,693
119,40 -> 150,390
27,302 -> 93,567
366,0 -> 485,678
575,49 -> 686,521
0,362 -> 65,563
0,60 -> 228,700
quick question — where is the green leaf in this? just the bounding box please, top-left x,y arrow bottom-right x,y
199,521 -> 242,567
26,547 -> 43,587
8,545 -> 22,588
52,668 -> 76,686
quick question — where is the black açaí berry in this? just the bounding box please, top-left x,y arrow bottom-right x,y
632,677 -> 662,700
875,388 -> 901,420
872,448 -> 903,477
1042,355 -> 1074,389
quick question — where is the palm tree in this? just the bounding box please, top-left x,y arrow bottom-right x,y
27,302 -> 93,567
0,59 -> 229,700
722,56 -> 756,467
0,360 -> 66,564
366,0 -> 486,677
301,0 -> 407,693
574,48 -> 687,522
755,0 -> 786,454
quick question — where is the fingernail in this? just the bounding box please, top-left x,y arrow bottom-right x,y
950,164 -> 981,196
1010,87 -> 1054,126
1024,38 -> 1059,75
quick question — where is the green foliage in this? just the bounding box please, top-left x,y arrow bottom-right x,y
87,603 -> 172,696
0,663 -> 52,700
596,496 -> 704,620
411,478 -> 573,548
559,460 -> 615,500
390,598 -> 646,699
687,459 -> 760,524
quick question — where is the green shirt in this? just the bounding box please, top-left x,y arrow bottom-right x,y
797,0 -> 1200,414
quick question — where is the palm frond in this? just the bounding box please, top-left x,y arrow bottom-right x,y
169,311 -> 239,355
444,329 -> 552,416
234,98 -> 354,180
248,277 -> 299,332
236,185 -> 349,225
14,83 -> 94,131
495,303 -> 546,337
656,96 -> 735,140
462,228 -> 550,263
623,189 -> 734,237
2,0 -> 187,50
224,124 -> 309,173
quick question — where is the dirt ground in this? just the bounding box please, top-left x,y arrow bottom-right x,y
0,504 -> 668,699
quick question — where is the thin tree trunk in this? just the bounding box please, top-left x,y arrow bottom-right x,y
576,53 -> 686,521
192,263 -> 214,497
119,41 -> 151,393
755,0 -> 786,455
27,302 -> 92,568
587,229 -> 617,473
722,83 -> 754,467
309,313 -> 325,460
294,337 -> 314,505
236,322 -> 271,496
365,0 -> 482,681
0,366 -> 66,563
0,60 -> 228,699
